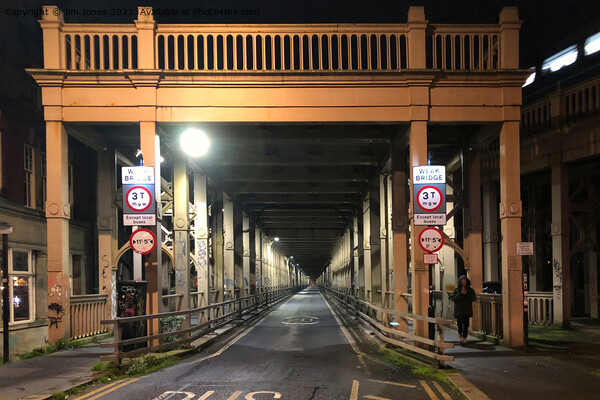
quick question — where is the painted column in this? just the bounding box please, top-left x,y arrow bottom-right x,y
223,193 -> 235,300
96,150 -> 118,320
362,193 -> 372,302
353,216 -> 359,297
409,120 -> 429,339
499,121 -> 524,346
212,192 -> 224,303
551,163 -> 570,327
255,226 -> 262,292
46,121 -> 70,343
193,173 -> 209,310
173,153 -> 190,311
392,148 -> 409,331
242,213 -> 251,296
483,182 -> 500,281
379,174 -> 388,310
464,151 -> 483,330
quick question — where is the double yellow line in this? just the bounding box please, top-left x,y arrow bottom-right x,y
72,378 -> 140,400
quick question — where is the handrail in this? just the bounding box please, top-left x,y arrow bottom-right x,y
320,286 -> 454,365
100,287 -> 300,363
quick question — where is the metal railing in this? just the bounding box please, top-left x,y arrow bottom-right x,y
100,287 -> 298,363
527,292 -> 554,325
321,286 -> 454,365
70,294 -> 108,340
475,293 -> 503,338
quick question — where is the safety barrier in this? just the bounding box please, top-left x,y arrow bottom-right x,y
476,294 -> 503,338
70,294 -> 108,340
100,287 -> 298,363
321,286 -> 454,365
527,292 -> 554,325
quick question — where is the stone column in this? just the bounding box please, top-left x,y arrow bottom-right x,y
46,121 -> 70,343
483,182 -> 500,281
379,174 -> 388,310
353,216 -> 360,297
173,153 -> 190,311
392,148 -> 409,331
551,163 -> 570,327
362,193 -> 372,302
212,192 -> 224,303
255,226 -> 262,292
499,121 -> 524,346
242,213 -> 251,296
193,173 -> 209,310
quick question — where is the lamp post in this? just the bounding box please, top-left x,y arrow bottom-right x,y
1,223 -> 13,363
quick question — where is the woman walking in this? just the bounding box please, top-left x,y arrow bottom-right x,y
451,275 -> 477,343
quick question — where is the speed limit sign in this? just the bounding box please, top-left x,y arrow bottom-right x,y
417,185 -> 444,212
129,228 -> 156,255
126,186 -> 152,212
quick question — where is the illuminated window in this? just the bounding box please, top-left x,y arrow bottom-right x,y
7,249 -> 34,323
24,144 -> 35,208
542,45 -> 578,73
585,32 -> 600,56
523,68 -> 536,87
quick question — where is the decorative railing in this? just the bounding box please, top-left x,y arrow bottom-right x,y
476,293 -> 503,337
527,292 -> 553,325
39,6 -> 520,73
70,294 -> 108,340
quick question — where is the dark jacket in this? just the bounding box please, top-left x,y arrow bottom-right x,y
451,275 -> 477,318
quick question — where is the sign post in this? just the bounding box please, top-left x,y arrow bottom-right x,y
122,166 -> 156,226
413,166 -> 447,226
1,223 -> 13,363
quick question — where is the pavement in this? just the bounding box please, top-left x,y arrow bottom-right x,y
0,289 -> 598,400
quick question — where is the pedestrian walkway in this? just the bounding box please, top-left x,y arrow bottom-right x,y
445,324 -> 600,400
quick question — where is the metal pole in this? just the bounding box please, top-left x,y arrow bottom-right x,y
3,234 -> 10,363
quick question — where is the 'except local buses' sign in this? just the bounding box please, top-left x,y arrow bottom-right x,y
129,228 -> 156,255
413,165 -> 446,226
122,166 -> 156,226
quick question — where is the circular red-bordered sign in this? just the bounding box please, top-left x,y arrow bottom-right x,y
416,185 -> 444,212
125,186 -> 152,212
418,227 -> 444,253
129,228 -> 156,255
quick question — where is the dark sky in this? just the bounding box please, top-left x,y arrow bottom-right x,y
5,0 -> 600,67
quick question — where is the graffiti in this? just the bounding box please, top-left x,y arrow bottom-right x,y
553,259 -> 562,281
176,271 -> 186,289
48,302 -> 65,329
197,241 -> 207,269
118,285 -> 143,317
553,284 -> 562,301
101,254 -> 110,291
175,232 -> 187,271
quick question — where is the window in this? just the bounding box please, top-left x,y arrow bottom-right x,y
24,144 -> 35,208
41,152 -> 46,210
7,249 -> 35,323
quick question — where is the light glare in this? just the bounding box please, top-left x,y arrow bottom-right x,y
585,32 -> 600,56
274,237 -> 280,242
180,128 -> 210,157
523,71 -> 536,87
542,46 -> 578,73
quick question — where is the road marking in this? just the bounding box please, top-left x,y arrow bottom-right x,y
367,378 -> 417,388
244,392 -> 282,399
71,380 -> 126,400
420,381 -> 440,400
364,395 -> 392,400
152,391 -> 196,400
227,391 -> 243,400
432,381 -> 452,400
446,374 -> 491,400
350,380 -> 360,400
84,378 -> 140,400
198,391 -> 216,400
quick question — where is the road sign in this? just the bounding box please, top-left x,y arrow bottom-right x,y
413,165 -> 446,226
413,165 -> 446,184
424,253 -> 439,264
517,242 -> 534,256
124,214 -> 156,226
125,186 -> 153,212
414,214 -> 447,226
416,185 -> 444,211
129,228 -> 157,255
122,166 -> 154,184
418,227 -> 444,253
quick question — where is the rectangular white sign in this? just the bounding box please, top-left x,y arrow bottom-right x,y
413,165 -> 446,184
121,166 -> 155,185
517,242 -> 534,256
424,253 -> 439,264
124,214 -> 156,226
414,213 -> 447,226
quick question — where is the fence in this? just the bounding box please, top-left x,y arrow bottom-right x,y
100,287 -> 298,363
321,286 -> 454,365
527,292 -> 554,325
70,294 -> 108,340
476,294 -> 503,337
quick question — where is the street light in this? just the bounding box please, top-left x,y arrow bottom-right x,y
180,128 -> 210,157
274,237 -> 279,242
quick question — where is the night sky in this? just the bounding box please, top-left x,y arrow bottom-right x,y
3,0 -> 600,68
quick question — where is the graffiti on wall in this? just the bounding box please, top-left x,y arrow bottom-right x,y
48,302 -> 65,328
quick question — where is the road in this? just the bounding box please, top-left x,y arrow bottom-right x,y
74,286 -> 455,400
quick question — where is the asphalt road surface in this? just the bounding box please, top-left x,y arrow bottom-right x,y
74,286 -> 454,400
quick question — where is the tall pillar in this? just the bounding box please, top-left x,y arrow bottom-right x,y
46,121 -> 70,343
410,121 -> 429,338
464,151 -> 483,329
499,121 -> 524,346
212,192 -> 224,303
353,216 -> 359,297
392,148 -> 409,331
370,182 -> 382,310
363,193 -> 372,302
223,193 -> 235,300
173,154 -> 190,311
483,182 -> 500,281
242,214 -> 251,296
193,173 -> 209,309
97,151 -> 118,320
255,226 -> 262,292
379,175 -> 388,310
551,163 -> 570,327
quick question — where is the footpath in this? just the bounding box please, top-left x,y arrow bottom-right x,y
1,320 -> 599,400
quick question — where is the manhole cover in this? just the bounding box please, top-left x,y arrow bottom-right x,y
282,316 -> 320,325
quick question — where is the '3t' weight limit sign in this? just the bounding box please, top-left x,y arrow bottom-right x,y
126,186 -> 152,212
